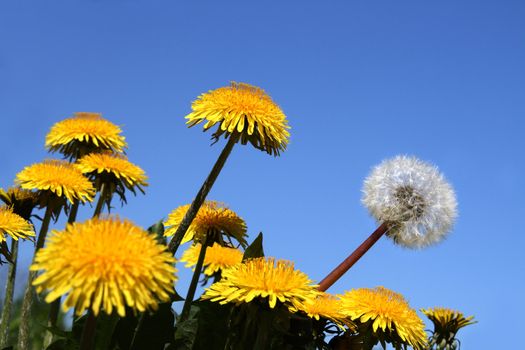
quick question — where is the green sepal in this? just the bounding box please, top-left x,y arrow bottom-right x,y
242,232 -> 264,261
147,220 -> 167,245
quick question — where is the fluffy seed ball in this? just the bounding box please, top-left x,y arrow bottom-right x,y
362,156 -> 457,248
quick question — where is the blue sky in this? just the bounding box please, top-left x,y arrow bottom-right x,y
1,1 -> 524,348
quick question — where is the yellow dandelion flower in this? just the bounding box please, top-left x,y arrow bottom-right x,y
180,242 -> 243,276
340,287 -> 427,350
30,217 -> 177,317
164,201 -> 247,245
422,307 -> 475,348
15,160 -> 95,204
0,206 -> 35,242
0,187 -> 38,205
186,82 -> 290,156
290,292 -> 355,330
76,152 -> 148,192
202,257 -> 319,309
46,112 -> 127,159
0,187 -> 38,217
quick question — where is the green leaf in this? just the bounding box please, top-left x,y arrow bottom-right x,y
173,306 -> 199,350
131,303 -> 175,350
192,301 -> 231,350
45,338 -> 78,350
113,303 -> 175,350
112,311 -> 137,350
42,325 -> 71,340
242,232 -> 264,261
94,313 -> 120,350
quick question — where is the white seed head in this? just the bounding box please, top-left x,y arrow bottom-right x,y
362,156 -> 457,248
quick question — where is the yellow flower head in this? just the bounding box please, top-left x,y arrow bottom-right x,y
31,217 -> 177,317
46,112 -> 127,159
340,287 -> 427,350
0,206 -> 35,242
0,187 -> 38,214
180,242 -> 243,276
290,292 -> 355,331
186,82 -> 290,156
15,160 -> 95,204
76,152 -> 148,194
421,307 -> 475,338
0,187 -> 37,204
164,201 -> 247,246
202,257 -> 319,309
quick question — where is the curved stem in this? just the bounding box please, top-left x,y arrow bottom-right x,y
68,201 -> 80,224
179,234 -> 211,322
0,239 -> 18,348
35,205 -> 54,250
92,183 -> 108,218
18,205 -> 55,350
129,314 -> 145,350
318,223 -> 390,292
168,136 -> 237,255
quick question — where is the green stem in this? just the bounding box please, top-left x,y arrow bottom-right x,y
35,205 -> 54,250
43,201 -> 80,347
129,314 -> 145,350
168,135 -> 237,255
68,201 -> 80,224
0,239 -> 18,348
79,310 -> 97,350
17,204 -> 55,350
93,183 -> 108,217
179,234 -> 211,322
43,301 -> 60,348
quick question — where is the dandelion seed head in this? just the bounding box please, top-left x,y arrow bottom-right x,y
362,156 -> 457,248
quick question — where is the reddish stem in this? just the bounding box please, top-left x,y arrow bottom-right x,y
318,222 -> 390,292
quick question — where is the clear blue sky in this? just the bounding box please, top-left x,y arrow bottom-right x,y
1,1 -> 524,348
